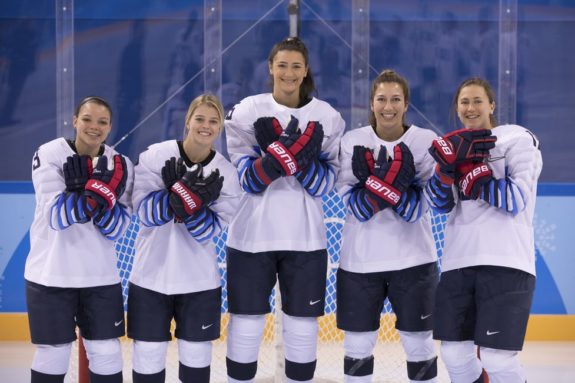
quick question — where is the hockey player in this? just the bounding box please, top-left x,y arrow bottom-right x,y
224,37 -> 345,382
127,94 -> 242,383
25,96 -> 134,383
426,77 -> 542,383
336,70 -> 441,383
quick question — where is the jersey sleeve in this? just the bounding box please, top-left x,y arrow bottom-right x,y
184,159 -> 243,243
31,145 -> 93,230
225,99 -> 268,194
336,132 -> 358,203
133,148 -> 175,227
393,129 -> 437,223
424,169 -> 456,214
392,184 -> 425,223
92,202 -> 131,240
336,132 -> 377,222
476,128 -> 542,215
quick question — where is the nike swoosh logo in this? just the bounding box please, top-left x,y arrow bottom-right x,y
487,156 -> 505,162
420,314 -> 432,320
114,320 -> 123,327
202,324 -> 213,330
309,299 -> 321,306
486,330 -> 500,336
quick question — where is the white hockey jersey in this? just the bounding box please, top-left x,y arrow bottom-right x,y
129,140 -> 242,295
225,93 -> 345,253
441,124 -> 543,275
337,125 -> 438,273
25,137 -> 134,287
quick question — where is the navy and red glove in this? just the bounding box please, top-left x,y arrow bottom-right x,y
161,157 -> 187,189
264,116 -> 303,176
254,117 -> 283,152
351,145 -> 375,185
288,120 -> 324,171
456,161 -> 493,199
364,142 -> 415,209
63,154 -> 92,192
252,116 -> 301,184
169,165 -> 223,220
252,116 -> 324,186
84,155 -> 127,213
428,128 -> 496,185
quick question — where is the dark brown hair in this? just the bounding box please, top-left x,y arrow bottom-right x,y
268,37 -> 316,103
452,77 -> 497,127
369,69 -> 410,128
74,96 -> 113,119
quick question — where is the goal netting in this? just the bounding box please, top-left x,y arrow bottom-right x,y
71,190 -> 450,382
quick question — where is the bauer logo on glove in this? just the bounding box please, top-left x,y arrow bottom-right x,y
365,176 -> 401,205
267,141 -> 298,175
84,155 -> 127,212
434,137 -> 454,157
458,163 -> 492,198
86,181 -> 116,206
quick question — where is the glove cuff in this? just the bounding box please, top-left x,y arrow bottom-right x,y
435,164 -> 455,186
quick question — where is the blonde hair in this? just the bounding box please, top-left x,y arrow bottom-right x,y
183,94 -> 225,138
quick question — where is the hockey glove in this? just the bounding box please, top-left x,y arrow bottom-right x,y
63,154 -> 92,192
84,155 -> 128,212
385,142 -> 416,194
288,120 -> 324,171
457,161 -> 493,199
351,145 -> 375,185
254,117 -> 282,151
363,146 -> 394,210
364,143 -> 415,208
169,165 -> 224,220
161,157 -> 187,189
428,128 -> 496,185
190,169 -> 224,206
262,115 -> 301,177
253,117 -> 301,185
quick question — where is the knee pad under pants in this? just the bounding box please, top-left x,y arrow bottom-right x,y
440,341 -> 482,383
282,313 -> 318,363
178,339 -> 212,368
398,330 -> 436,362
344,331 -> 377,360
31,343 -> 73,375
83,339 -> 123,375
226,314 -> 266,363
479,347 -> 525,383
132,340 -> 168,375
282,313 -> 319,381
